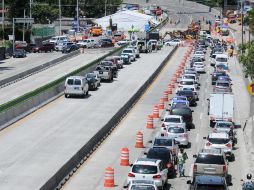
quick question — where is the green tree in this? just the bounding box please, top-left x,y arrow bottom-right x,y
32,4 -> 58,24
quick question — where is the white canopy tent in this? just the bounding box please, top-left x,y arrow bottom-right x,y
95,10 -> 160,32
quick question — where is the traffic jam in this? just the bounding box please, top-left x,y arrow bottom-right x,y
113,29 -> 239,190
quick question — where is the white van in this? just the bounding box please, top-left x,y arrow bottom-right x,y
49,36 -> 68,44
215,54 -> 228,66
64,76 -> 89,98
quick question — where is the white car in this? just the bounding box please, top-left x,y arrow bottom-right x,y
214,121 -> 235,134
182,73 -> 199,83
76,39 -> 96,48
193,62 -> 205,73
128,45 -> 140,58
161,115 -> 186,128
127,158 -> 168,189
122,48 -> 136,61
162,125 -> 189,146
204,132 -> 234,161
164,39 -> 181,46
127,180 -> 158,190
193,51 -> 205,60
178,78 -> 198,90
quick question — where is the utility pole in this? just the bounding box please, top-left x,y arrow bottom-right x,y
77,0 -> 79,32
105,0 -> 107,17
2,0 -> 4,40
23,9 -> 25,41
59,0 -> 62,35
241,0 -> 244,54
29,0 -> 32,18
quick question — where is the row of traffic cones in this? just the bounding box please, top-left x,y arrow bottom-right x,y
104,45 -> 194,188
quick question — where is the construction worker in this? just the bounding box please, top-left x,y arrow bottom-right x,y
177,148 -> 188,177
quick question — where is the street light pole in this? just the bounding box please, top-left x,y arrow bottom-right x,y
105,0 -> 107,17
2,0 -> 4,40
77,0 -> 79,32
29,0 -> 32,18
241,0 -> 244,53
59,0 -> 62,35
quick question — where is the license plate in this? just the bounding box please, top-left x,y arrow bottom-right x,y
74,87 -> 79,90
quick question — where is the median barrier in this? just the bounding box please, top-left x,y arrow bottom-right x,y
39,45 -> 178,190
0,50 -> 80,88
0,45 -> 127,130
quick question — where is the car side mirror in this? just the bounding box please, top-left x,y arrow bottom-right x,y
148,140 -> 152,143
175,141 -> 180,145
161,118 -> 164,121
168,103 -> 171,106
129,164 -> 133,167
123,185 -> 128,189
207,98 -> 210,101
203,137 -> 207,139
191,110 -> 194,112
144,152 -> 148,155
166,109 -> 170,111
187,180 -> 192,184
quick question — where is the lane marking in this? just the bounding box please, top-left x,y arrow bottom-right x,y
199,113 -> 203,120
196,133 -> 199,143
189,163 -> 194,178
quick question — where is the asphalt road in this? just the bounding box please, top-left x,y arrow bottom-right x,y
0,48 -> 113,105
61,41 -> 250,190
0,46 -> 174,190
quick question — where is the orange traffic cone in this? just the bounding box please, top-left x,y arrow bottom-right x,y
135,131 -> 144,148
104,167 -> 115,187
120,148 -> 130,166
153,105 -> 160,118
146,115 -> 154,129
158,98 -> 165,109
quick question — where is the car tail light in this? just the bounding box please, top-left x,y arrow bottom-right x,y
162,123 -> 165,128
206,142 -> 212,146
223,165 -> 227,172
167,163 -> 173,168
128,173 -> 135,177
153,174 -> 161,179
193,164 -> 197,172
226,143 -> 232,148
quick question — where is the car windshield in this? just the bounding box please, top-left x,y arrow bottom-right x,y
168,127 -> 185,133
123,50 -> 132,53
208,138 -> 230,144
164,118 -> 180,123
130,185 -> 156,190
147,151 -> 170,162
154,138 -> 173,146
178,91 -> 193,96
216,122 -> 232,128
217,82 -> 229,87
183,76 -> 195,80
216,57 -> 227,62
86,74 -> 95,79
196,184 -> 225,190
171,108 -> 191,115
180,81 -> 194,85
132,165 -> 157,174
196,154 -> 225,164
195,51 -> 203,54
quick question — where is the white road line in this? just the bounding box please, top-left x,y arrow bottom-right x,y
199,113 -> 203,120
205,88 -> 207,93
196,133 -> 199,143
189,163 -> 194,177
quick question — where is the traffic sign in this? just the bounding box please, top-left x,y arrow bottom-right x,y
247,81 -> 254,96
14,18 -> 34,24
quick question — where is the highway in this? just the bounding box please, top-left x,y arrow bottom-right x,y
0,46 -> 174,190
61,39 -> 250,190
0,48 -> 113,105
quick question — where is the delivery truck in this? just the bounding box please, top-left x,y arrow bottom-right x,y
207,93 -> 234,127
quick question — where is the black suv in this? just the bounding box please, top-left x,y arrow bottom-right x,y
146,147 -> 175,178
169,104 -> 193,129
187,175 -> 229,190
177,89 -> 196,106
211,71 -> 227,85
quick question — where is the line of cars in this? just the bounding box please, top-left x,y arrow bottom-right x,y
124,39 -> 209,190
186,39 -> 236,189
124,37 -> 237,190
64,42 -> 145,98
12,36 -> 116,58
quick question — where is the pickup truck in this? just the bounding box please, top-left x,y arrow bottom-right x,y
99,61 -> 118,78
93,65 -> 113,82
76,39 -> 96,48
122,48 -> 136,61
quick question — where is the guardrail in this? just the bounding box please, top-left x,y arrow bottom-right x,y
0,45 -> 126,129
0,50 -> 80,88
40,45 -> 178,190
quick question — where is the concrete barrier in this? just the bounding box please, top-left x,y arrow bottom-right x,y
0,46 -> 126,130
0,50 -> 80,88
39,46 -> 178,190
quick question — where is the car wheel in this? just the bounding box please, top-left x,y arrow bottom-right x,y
65,94 -> 68,98
86,90 -> 89,95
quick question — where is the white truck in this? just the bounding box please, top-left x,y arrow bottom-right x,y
207,93 -> 234,127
